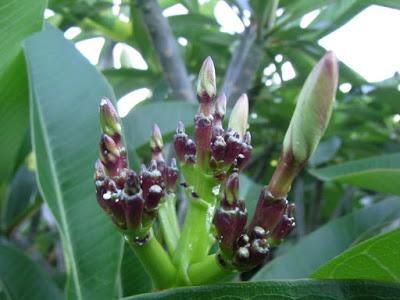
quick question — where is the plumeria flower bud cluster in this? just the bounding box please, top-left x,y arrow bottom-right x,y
173,57 -> 252,185
212,52 -> 338,271
213,174 -> 295,271
93,52 -> 338,282
94,98 -> 178,242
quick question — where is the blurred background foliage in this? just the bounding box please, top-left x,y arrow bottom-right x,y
1,0 -> 400,299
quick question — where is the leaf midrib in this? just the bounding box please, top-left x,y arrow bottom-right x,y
310,168 -> 400,181
31,93 -> 83,300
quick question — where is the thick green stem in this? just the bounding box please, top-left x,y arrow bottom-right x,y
158,193 -> 180,255
173,193 -> 216,285
126,230 -> 176,289
188,254 -> 234,285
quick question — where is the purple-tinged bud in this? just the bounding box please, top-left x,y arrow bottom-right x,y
214,93 -> 227,128
99,134 -> 126,177
249,226 -> 267,240
214,203 -> 247,254
173,121 -> 188,162
224,130 -> 242,166
271,215 -> 295,243
249,188 -> 288,233
106,199 -> 127,230
99,98 -> 122,141
150,124 -> 164,161
214,173 -> 247,255
211,135 -> 226,162
195,113 -> 213,167
184,139 -> 196,164
124,193 -> 144,230
236,234 -> 250,248
140,162 -> 163,201
225,172 -> 239,204
145,184 -> 163,210
271,52 -> 338,198
94,159 -> 106,180
95,179 -> 126,230
197,56 -> 216,115
233,246 -> 250,266
125,169 -> 140,195
237,132 -> 252,170
165,159 -> 178,192
228,94 -> 249,139
248,238 -> 269,266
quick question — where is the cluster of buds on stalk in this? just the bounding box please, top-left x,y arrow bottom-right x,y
94,98 -> 178,243
93,51 -> 338,279
212,52 -> 338,270
173,57 -> 252,186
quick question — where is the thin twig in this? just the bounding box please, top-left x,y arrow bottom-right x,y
221,0 -> 279,106
220,25 -> 257,105
135,0 -> 195,103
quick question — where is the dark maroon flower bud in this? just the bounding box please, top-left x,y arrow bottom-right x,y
214,173 -> 247,254
99,134 -> 127,177
145,184 -> 163,210
211,135 -> 226,162
96,179 -> 126,230
140,161 -> 163,201
165,159 -> 178,192
224,130 -> 242,166
249,226 -> 267,240
94,159 -> 106,181
150,124 -> 164,162
123,193 -> 144,230
106,199 -> 127,230
125,169 -> 140,195
236,234 -> 250,248
237,132 -> 252,170
173,121 -> 188,162
194,113 -> 213,167
184,139 -> 196,164
99,98 -> 122,145
212,126 -> 225,140
249,188 -> 288,233
214,205 -> 247,254
248,238 -> 269,266
233,246 -> 250,266
197,56 -> 216,115
225,172 -> 239,204
271,215 -> 295,242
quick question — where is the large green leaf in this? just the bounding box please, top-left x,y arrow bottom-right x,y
123,280 -> 400,300
312,229 -> 400,282
2,164 -> 37,230
0,0 -> 45,181
25,25 -> 123,299
309,153 -> 400,196
0,241 -> 62,300
103,69 -> 159,99
252,197 -> 400,280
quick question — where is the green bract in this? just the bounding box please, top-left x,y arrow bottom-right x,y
283,52 -> 338,165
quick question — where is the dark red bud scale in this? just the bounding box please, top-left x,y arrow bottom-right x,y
249,188 -> 288,233
211,136 -> 226,162
173,122 -> 188,162
124,193 -> 144,230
